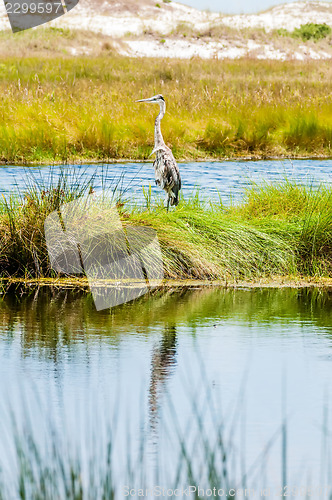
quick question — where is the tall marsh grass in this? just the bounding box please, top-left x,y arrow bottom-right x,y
0,168 -> 331,280
0,57 -> 332,162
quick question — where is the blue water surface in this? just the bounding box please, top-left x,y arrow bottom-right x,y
0,159 -> 331,204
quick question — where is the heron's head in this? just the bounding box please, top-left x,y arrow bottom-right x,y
136,94 -> 165,105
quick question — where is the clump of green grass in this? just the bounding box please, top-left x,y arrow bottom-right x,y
237,181 -> 332,275
293,23 -> 331,41
0,167 -> 124,277
1,169 -> 332,280
278,23 -> 332,42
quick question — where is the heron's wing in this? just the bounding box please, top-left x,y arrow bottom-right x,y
154,149 -> 181,191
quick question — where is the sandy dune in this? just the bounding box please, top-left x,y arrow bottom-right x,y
1,0 -> 332,59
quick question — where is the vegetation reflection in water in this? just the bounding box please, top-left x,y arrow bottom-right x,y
1,286 -> 332,351
0,287 -> 332,498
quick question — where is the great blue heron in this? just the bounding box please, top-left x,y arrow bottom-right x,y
136,94 -> 181,211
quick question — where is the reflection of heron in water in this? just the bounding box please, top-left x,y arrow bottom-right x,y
148,325 -> 178,434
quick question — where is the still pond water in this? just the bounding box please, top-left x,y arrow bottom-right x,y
0,287 -> 332,497
0,160 -> 332,498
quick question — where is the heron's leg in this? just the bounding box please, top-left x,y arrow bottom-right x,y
164,192 -> 169,211
166,196 -> 170,212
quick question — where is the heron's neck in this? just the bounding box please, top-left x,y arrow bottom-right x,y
154,101 -> 166,150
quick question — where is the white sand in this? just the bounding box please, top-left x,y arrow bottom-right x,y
122,37 -> 332,60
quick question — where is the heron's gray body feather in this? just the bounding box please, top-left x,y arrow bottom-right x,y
154,147 -> 181,206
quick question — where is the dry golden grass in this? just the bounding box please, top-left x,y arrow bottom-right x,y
0,52 -> 331,162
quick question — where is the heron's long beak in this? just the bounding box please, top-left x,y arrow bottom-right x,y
136,97 -> 155,103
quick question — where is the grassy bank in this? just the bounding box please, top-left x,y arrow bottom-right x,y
0,56 -> 332,162
0,169 -> 331,280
